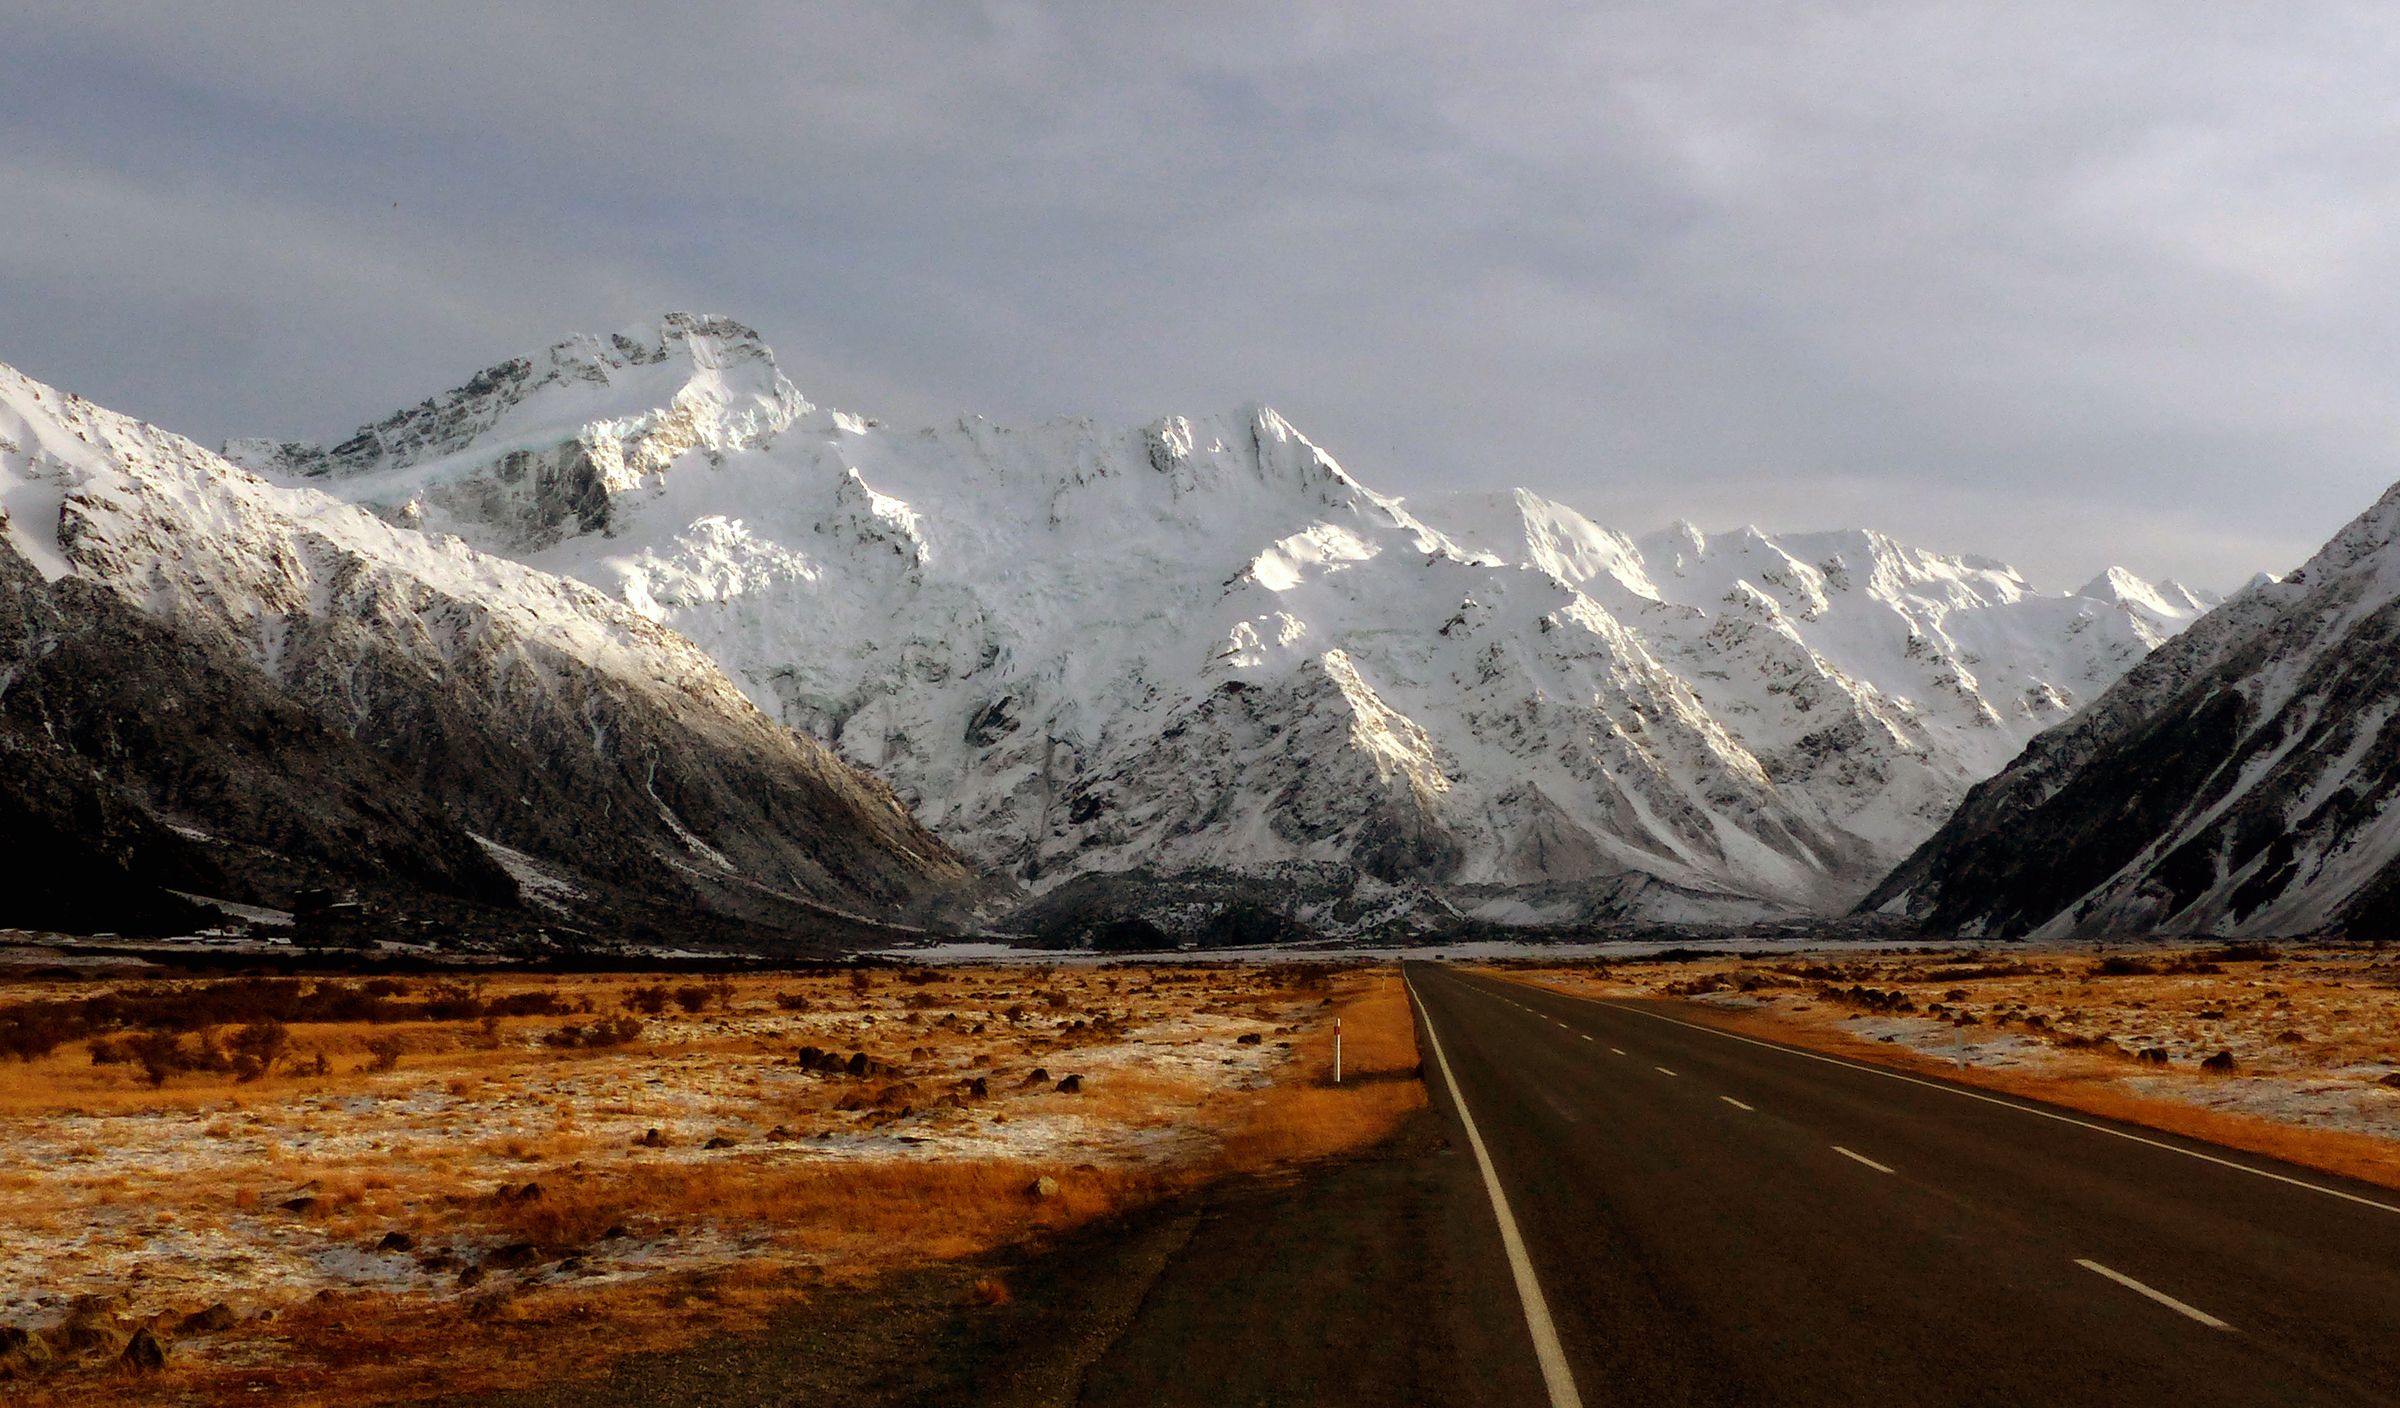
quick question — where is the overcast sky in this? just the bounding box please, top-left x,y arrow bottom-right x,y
6,2 -> 2399,590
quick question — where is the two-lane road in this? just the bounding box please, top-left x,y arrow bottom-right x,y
1401,962 -> 2400,1406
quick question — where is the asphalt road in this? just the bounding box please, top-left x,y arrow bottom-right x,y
1346,962 -> 2400,1407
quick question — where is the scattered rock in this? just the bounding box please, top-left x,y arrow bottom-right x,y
2201,1050 -> 2238,1074
119,1328 -> 167,1373
961,1277 -> 1009,1307
2137,1048 -> 2171,1065
1027,1175 -> 1060,1200
639,1128 -> 665,1148
280,1196 -> 318,1213
458,1265 -> 488,1289
2379,1073 -> 2400,1089
510,1182 -> 543,1202
177,1303 -> 237,1335
376,1231 -> 417,1253
703,1136 -> 737,1150
1022,1068 -> 1050,1085
484,1242 -> 543,1270
1236,1033 -> 1263,1046
968,1077 -> 990,1099
1055,1074 -> 1082,1094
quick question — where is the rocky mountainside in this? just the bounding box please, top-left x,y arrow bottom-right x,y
0,358 -> 986,943
232,315 -> 2217,933
1864,481 -> 2400,939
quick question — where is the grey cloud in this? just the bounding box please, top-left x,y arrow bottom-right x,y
5,1 -> 2399,589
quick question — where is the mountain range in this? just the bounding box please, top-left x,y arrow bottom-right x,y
216,314 -> 2220,939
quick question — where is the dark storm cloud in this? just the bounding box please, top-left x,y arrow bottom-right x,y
5,1 -> 2398,588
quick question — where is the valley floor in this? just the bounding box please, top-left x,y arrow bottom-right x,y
0,954 -> 1423,1405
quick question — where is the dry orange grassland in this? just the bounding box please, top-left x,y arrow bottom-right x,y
1484,945 -> 2400,1190
0,962 -> 1423,1405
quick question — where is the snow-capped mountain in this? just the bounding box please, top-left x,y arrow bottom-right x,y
1866,479 -> 2400,939
0,355 -> 982,941
232,314 -> 2216,926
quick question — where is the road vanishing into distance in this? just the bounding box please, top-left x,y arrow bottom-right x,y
465,962 -> 2400,1407
1079,962 -> 2400,1407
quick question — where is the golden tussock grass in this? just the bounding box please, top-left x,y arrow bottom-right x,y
1212,974 -> 1425,1168
0,963 -> 1431,1408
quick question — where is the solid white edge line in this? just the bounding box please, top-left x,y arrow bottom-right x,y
1575,999 -> 2400,1217
1833,1145 -> 1895,1174
1721,1096 -> 1753,1111
1406,973 -> 1586,1408
2076,1259 -> 2233,1330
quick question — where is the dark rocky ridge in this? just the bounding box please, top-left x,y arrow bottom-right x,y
1862,480 -> 2400,939
0,358 -> 1000,944
0,531 -> 516,933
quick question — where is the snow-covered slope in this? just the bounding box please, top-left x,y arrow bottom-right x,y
1866,480 -> 2400,939
0,355 -> 982,938
233,315 -> 2215,924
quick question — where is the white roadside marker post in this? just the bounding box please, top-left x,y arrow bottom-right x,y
1334,1018 -> 1343,1084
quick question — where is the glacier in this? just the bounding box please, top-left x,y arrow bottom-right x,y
228,313 -> 2217,928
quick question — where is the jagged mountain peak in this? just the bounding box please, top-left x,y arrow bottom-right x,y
224,312 -> 811,498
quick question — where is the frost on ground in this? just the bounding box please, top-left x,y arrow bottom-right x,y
1498,945 -> 2400,1143
0,958 -> 1348,1391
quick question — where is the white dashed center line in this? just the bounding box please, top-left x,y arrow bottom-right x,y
2076,1260 -> 2233,1330
1833,1146 -> 1894,1174
1580,1035 -> 1594,1043
1611,1049 -> 1627,1056
1721,1097 -> 1753,1111
1655,1067 -> 1676,1076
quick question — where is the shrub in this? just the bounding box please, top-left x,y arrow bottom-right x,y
364,1037 -> 406,1074
227,1020 -> 290,1082
544,1016 -> 644,1050
624,985 -> 671,1015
